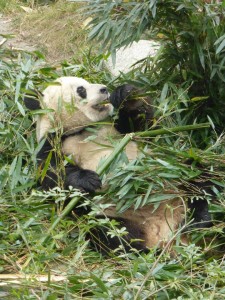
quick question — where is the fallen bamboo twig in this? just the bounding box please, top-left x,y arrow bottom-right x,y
0,273 -> 67,285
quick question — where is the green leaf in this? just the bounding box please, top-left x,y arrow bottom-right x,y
134,195 -> 143,210
216,38 -> 225,54
116,182 -> 133,199
160,83 -> 168,101
89,20 -> 108,40
147,194 -> 177,203
157,173 -> 180,178
190,96 -> 209,102
196,40 -> 205,69
41,151 -> 52,182
90,273 -> 109,294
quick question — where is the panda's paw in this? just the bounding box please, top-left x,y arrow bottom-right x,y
66,169 -> 102,193
110,84 -> 135,108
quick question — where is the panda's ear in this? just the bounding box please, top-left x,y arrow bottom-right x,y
24,90 -> 42,110
77,86 -> 87,99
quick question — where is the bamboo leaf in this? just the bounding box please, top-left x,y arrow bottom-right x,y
196,40 -> 205,69
90,273 -> 109,294
216,38 -> 225,54
41,151 -> 52,182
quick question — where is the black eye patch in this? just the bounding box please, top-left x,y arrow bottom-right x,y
77,86 -> 87,99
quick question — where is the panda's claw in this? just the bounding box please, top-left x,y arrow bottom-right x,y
65,169 -> 102,193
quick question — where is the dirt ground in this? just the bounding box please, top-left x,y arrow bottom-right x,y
0,1 -> 87,63
0,16 -> 36,52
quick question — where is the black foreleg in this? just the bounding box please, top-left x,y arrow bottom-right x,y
37,133 -> 65,189
65,166 -> 101,193
37,133 -> 101,192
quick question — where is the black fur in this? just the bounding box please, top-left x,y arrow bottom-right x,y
183,167 -> 217,229
37,133 -> 101,192
188,199 -> 212,228
24,90 -> 42,110
110,84 -> 134,109
88,217 -> 148,254
100,87 -> 108,94
77,86 -> 87,99
65,167 -> 101,193
110,84 -> 154,133
36,133 -> 64,189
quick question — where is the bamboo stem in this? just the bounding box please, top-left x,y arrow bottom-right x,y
0,273 -> 67,284
96,133 -> 135,175
40,195 -> 81,244
136,123 -> 210,138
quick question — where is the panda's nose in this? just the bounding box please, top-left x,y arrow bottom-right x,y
100,87 -> 108,94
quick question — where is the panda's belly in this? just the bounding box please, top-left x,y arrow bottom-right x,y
62,126 -> 138,171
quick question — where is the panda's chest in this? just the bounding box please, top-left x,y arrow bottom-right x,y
62,127 -> 116,171
62,126 -> 138,171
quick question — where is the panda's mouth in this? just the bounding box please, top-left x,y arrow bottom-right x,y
92,103 -> 108,112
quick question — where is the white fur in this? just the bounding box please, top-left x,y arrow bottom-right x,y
36,77 -> 113,141
62,126 -> 138,171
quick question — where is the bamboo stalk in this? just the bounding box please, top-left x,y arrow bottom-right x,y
40,194 -> 80,244
96,133 -> 135,174
40,122 -> 210,245
136,123 -> 210,138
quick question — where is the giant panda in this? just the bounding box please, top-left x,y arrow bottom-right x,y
24,76 -> 212,253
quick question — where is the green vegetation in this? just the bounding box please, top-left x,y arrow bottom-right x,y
0,0 -> 225,299
0,0 -> 20,12
83,0 -> 225,146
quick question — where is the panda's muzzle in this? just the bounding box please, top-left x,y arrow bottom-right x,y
92,87 -> 110,111
99,87 -> 110,100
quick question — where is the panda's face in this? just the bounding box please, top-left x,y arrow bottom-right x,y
53,77 -> 110,108
36,77 -> 112,141
75,83 -> 109,107
74,81 -> 113,122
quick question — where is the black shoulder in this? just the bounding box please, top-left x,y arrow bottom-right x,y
24,90 -> 43,110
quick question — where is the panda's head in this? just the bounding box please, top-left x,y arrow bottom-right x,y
51,77 -> 113,127
24,77 -> 113,141
55,77 -> 110,108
